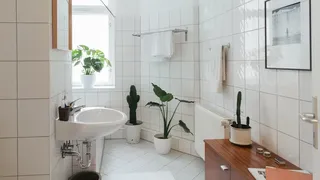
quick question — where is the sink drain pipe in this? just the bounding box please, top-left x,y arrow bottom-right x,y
61,140 -> 92,169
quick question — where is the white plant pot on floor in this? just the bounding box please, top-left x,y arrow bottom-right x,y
81,75 -> 96,89
229,126 -> 252,146
154,134 -> 172,154
125,121 -> 143,144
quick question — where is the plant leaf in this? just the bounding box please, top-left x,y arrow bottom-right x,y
145,101 -> 165,108
160,93 -> 174,102
175,98 -> 195,104
73,61 -> 81,66
152,83 -> 167,98
72,49 -> 82,61
179,120 -> 194,135
91,58 -> 104,72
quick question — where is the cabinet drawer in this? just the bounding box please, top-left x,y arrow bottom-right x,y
205,144 -> 231,180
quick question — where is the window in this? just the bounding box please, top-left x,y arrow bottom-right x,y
72,1 -> 115,88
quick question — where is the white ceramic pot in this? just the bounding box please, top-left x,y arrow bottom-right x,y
125,121 -> 143,144
81,75 -> 96,89
154,134 -> 172,154
229,126 -> 252,146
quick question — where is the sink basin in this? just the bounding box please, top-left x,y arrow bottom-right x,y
56,107 -> 127,141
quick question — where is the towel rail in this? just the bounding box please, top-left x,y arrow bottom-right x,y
132,28 -> 188,41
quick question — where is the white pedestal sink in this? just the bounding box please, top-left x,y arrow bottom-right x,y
56,107 -> 127,141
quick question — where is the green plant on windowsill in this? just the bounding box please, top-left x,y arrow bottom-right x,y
72,45 -> 112,75
72,45 -> 112,88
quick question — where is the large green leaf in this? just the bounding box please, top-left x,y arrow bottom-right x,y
72,49 -> 82,61
91,58 -> 104,72
73,61 -> 81,66
179,120 -> 194,135
152,83 -> 167,98
145,101 -> 165,108
83,57 -> 92,67
160,93 -> 174,102
175,98 -> 195,104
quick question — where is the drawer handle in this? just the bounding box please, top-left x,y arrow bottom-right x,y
220,165 -> 229,171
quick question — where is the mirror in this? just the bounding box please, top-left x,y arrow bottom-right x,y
52,0 -> 72,50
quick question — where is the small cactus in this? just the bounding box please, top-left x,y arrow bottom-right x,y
236,91 -> 242,127
126,85 -> 140,125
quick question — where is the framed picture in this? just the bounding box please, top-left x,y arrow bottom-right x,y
265,0 -> 312,71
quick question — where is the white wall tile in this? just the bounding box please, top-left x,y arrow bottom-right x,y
260,124 -> 277,153
170,9 -> 181,27
17,0 -> 51,23
123,62 -> 135,77
149,12 -> 159,30
18,137 -> 50,175
245,90 -> 259,122
277,70 -> 299,99
18,175 -> 50,180
181,62 -> 195,79
300,141 -> 313,172
18,99 -> 50,137
260,93 -> 277,129
245,61 -> 259,90
122,32 -> 134,46
299,71 -> 312,101
0,177 -> 17,180
278,132 -> 299,166
98,92 -> 111,107
259,61 -> 277,94
0,62 -> 17,99
300,101 -> 313,144
233,61 -> 245,88
159,11 -> 170,29
277,97 -> 299,138
179,139 -> 191,154
182,80 -> 195,97
232,33 -> 245,60
250,120 -> 260,143
0,0 -> 16,22
122,47 -> 135,61
233,5 -> 245,34
18,62 -> 50,98
245,30 -> 259,61
122,16 -> 135,31
170,62 -> 182,79
85,93 -> 98,107
17,24 -> 50,61
244,0 -> 259,31
181,7 -> 198,25
0,138 -> 17,176
0,100 -> 17,138
0,23 -> 17,61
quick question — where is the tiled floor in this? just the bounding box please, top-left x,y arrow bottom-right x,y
101,140 -> 205,180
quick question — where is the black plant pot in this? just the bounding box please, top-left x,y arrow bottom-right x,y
59,106 -> 70,121
69,171 -> 101,180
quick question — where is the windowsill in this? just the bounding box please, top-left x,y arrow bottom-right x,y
72,85 -> 116,93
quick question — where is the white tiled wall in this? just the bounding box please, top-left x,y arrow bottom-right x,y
139,5 -> 200,156
199,0 -> 313,172
0,0 -> 72,180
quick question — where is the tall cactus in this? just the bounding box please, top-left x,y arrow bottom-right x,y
127,85 -> 140,125
236,91 -> 242,127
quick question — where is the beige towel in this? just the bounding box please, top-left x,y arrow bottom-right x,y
221,45 -> 229,81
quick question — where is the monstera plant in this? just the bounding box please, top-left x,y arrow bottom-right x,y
72,45 -> 111,88
146,83 -> 194,154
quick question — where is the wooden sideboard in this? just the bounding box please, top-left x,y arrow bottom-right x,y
205,139 -> 301,180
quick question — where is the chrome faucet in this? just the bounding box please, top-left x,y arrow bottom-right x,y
70,105 -> 86,115
69,98 -> 86,115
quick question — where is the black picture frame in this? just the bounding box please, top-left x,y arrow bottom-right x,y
264,0 -> 312,71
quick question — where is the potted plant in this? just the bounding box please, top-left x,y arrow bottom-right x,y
229,91 -> 252,146
72,45 -> 111,89
125,85 -> 143,144
146,83 -> 194,154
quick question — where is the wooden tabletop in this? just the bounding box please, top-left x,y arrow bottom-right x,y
204,139 -> 300,179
